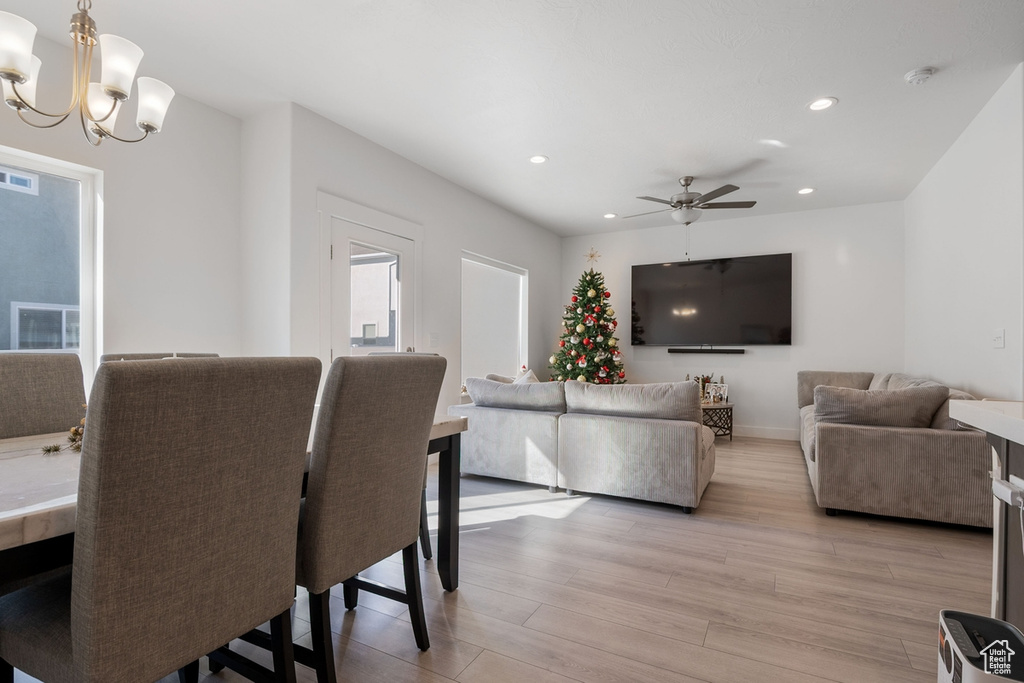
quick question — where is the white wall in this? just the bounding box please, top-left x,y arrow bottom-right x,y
0,37 -> 244,366
238,103 -> 563,410
562,201 -> 906,439
240,105 -> 291,355
905,63 -> 1024,401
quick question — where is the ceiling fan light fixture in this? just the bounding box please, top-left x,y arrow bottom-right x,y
671,207 -> 702,225
808,97 -> 837,111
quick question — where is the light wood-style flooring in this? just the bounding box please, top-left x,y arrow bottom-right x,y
16,437 -> 993,682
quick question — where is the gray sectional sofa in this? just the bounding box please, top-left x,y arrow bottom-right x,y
797,370 -> 993,527
448,379 -> 716,512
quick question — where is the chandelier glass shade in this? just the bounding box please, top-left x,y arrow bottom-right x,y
0,2 -> 173,146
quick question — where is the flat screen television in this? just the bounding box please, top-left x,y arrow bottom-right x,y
631,253 -> 792,346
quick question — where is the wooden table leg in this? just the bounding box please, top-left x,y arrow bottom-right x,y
433,433 -> 461,592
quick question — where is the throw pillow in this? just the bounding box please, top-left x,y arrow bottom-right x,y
564,380 -> 702,422
513,369 -> 540,384
465,377 -> 566,413
484,373 -> 513,383
814,385 -> 949,429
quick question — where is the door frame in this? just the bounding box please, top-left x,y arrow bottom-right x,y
317,191 -> 423,371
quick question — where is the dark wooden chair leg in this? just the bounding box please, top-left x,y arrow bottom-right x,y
419,488 -> 433,560
825,508 -> 838,517
207,642 -> 227,673
177,660 -> 199,683
680,506 -> 693,514
343,577 -> 359,610
308,591 -> 338,683
402,542 -> 430,651
0,658 -> 13,683
270,610 -> 298,683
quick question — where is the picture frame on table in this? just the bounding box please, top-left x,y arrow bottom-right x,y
705,383 -> 728,404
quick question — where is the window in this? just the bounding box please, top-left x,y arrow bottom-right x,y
11,302 -> 81,349
461,253 -> 528,382
0,147 -> 99,379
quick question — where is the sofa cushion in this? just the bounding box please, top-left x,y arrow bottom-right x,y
814,385 -> 949,429
885,373 -> 945,391
868,373 -> 892,391
466,377 -> 566,412
800,404 -> 816,462
931,388 -> 977,430
564,380 -> 701,422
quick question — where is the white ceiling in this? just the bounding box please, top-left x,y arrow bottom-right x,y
5,0 -> 1024,236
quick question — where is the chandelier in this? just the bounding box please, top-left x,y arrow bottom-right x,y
0,1 -> 173,146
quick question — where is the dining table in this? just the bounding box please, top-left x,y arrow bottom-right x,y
0,415 -> 468,594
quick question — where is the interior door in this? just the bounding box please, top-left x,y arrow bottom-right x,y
330,218 -> 416,360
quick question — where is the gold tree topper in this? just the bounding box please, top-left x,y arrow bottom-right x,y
585,247 -> 601,264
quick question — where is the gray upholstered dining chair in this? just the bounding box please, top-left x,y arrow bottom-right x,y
0,356 -> 321,683
0,353 -> 86,439
284,354 -> 445,682
99,352 -> 219,362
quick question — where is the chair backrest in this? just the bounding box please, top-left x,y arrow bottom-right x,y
300,355 -> 446,594
70,357 -> 321,682
0,353 -> 87,439
98,352 -> 220,362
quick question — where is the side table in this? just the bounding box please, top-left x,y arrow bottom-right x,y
701,402 -> 733,441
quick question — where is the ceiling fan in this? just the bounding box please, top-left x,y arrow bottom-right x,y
624,176 -> 756,225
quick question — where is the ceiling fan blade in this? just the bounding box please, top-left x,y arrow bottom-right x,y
622,207 -> 674,219
694,184 -> 739,204
636,195 -> 675,206
699,201 -> 757,209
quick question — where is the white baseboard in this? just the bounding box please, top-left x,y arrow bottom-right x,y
734,425 -> 799,441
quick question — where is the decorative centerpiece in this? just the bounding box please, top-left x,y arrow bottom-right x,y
43,405 -> 85,454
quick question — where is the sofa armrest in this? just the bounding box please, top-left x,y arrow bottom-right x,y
813,422 -> 993,527
797,370 -> 874,409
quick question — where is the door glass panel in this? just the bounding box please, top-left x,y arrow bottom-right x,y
349,242 -> 400,356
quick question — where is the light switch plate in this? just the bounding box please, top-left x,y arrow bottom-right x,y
994,328 -> 1006,349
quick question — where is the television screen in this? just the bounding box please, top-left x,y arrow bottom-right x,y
631,253 -> 792,346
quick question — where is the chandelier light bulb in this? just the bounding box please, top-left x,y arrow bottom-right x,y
87,82 -> 119,135
98,34 -> 143,100
136,77 -> 174,132
0,11 -> 37,83
2,54 -> 39,109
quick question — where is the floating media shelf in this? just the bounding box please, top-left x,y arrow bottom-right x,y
667,348 -> 746,355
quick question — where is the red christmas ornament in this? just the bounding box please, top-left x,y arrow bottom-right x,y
602,365 -> 609,372
618,371 -> 625,378
571,295 -> 578,303
612,320 -> 618,327
559,340 -> 566,347
594,306 -> 602,313
583,338 -> 592,347
603,291 -> 611,298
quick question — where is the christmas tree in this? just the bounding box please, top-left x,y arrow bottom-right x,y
549,257 -> 626,384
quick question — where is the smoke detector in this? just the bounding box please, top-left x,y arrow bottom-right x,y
905,68 -> 935,86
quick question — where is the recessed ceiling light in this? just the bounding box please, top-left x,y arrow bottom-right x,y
604,213 -> 617,219
798,188 -> 815,195
759,139 -> 789,148
808,97 -> 838,111
529,155 -> 548,164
